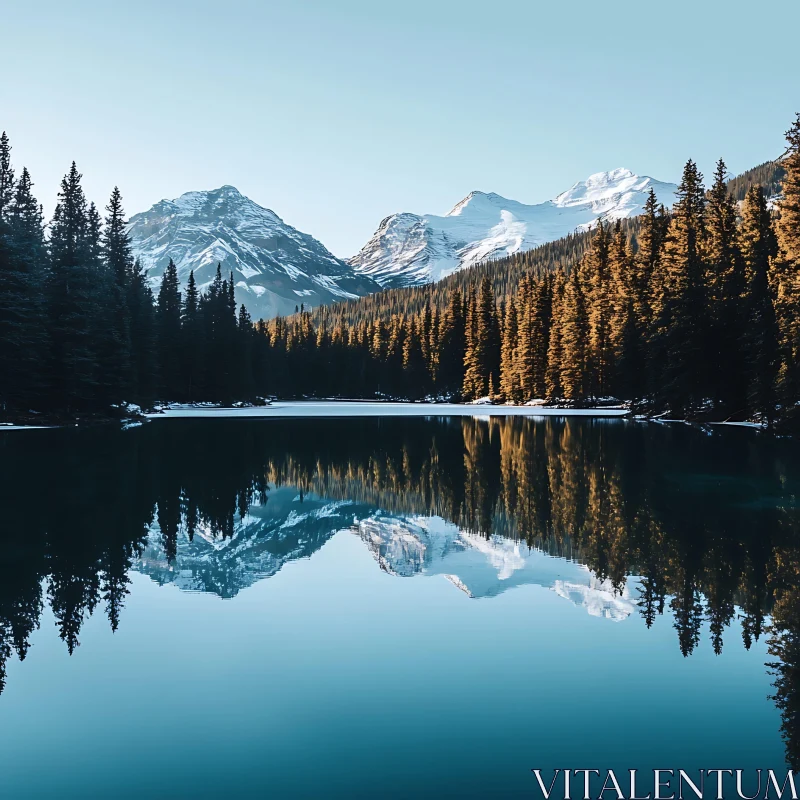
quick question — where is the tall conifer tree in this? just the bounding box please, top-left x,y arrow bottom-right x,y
705,159 -> 745,413
773,114 -> 800,404
741,186 -> 779,423
499,297 -> 519,402
654,159 -> 708,415
559,268 -> 589,402
48,162 -> 100,409
156,259 -> 182,399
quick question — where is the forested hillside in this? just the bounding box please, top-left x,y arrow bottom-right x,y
727,160 -> 785,203
260,118 -> 800,425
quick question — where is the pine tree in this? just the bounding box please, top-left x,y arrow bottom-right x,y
47,162 -> 101,409
237,304 -> 255,400
514,277 -> 535,399
437,288 -> 465,398
634,188 -> 664,330
0,162 -> 46,411
180,269 -> 203,400
402,317 -> 427,399
0,132 -> 14,220
608,223 -> 640,399
462,283 -> 479,399
773,113 -> 800,404
545,274 -> 565,399
97,187 -> 133,404
559,268 -> 589,402
156,259 -> 182,399
499,296 -> 519,402
741,185 -> 779,423
428,305 -> 440,386
463,277 -> 500,399
583,222 -> 612,398
127,258 -> 156,407
705,159 -> 745,414
531,276 -> 553,398
653,159 -> 708,415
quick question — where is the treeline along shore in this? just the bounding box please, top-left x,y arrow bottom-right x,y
1,115 -> 800,428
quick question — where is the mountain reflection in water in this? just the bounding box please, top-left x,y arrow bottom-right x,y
1,416 -> 799,765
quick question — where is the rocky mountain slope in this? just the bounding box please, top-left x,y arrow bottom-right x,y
127,185 -> 380,319
350,168 -> 678,288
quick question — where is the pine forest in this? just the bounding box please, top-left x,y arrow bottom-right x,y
1,117 -> 800,430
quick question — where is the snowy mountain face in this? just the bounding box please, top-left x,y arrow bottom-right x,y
127,169 -> 678,317
127,185 -> 380,319
350,168 -> 679,288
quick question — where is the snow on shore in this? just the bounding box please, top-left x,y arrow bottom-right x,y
146,401 -> 630,419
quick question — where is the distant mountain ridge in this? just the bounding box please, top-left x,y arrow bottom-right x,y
127,169 -> 680,319
127,185 -> 380,319
348,168 -> 679,288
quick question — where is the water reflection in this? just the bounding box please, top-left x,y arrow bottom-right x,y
1,416 -> 799,763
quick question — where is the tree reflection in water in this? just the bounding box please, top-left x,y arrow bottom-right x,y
0,417 -> 798,763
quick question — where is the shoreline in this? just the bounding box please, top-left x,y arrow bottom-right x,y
144,400 -> 632,419
1,401 -> 777,430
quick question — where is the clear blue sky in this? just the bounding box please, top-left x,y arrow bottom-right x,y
2,0 -> 798,257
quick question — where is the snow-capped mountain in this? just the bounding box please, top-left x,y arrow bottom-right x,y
127,185 -> 380,319
350,168 -> 679,288
134,488 -> 637,620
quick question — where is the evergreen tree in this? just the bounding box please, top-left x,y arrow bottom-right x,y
47,162 -> 101,410
98,187 -> 133,404
653,159 -> 708,415
741,185 -> 779,423
0,132 -> 14,219
559,268 -> 589,402
437,288 -> 465,398
499,297 -> 519,402
514,277 -> 535,399
402,317 -> 427,399
236,304 -> 255,400
773,113 -> 800,404
633,188 -> 664,332
531,276 -> 553,398
705,159 -> 745,414
583,222 -> 612,398
608,223 -> 640,399
545,275 -> 565,399
127,258 -> 156,407
156,259 -> 182,399
180,269 -> 203,401
462,283 -> 479,398
0,163 -> 46,410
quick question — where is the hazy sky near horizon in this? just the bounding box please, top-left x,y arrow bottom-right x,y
2,0 -> 798,257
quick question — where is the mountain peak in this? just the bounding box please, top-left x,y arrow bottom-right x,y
128,187 -> 379,319
446,190 -> 510,218
553,168 -> 660,208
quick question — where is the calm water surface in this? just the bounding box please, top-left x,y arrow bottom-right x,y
0,416 -> 799,798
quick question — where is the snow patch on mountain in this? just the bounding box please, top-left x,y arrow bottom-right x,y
350,169 -> 678,288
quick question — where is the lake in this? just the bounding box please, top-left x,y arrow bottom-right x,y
0,414 -> 798,798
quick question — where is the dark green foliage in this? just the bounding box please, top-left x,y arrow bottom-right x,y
0,164 -> 46,410
740,186 -> 779,422
47,162 -> 103,410
156,259 -> 182,399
